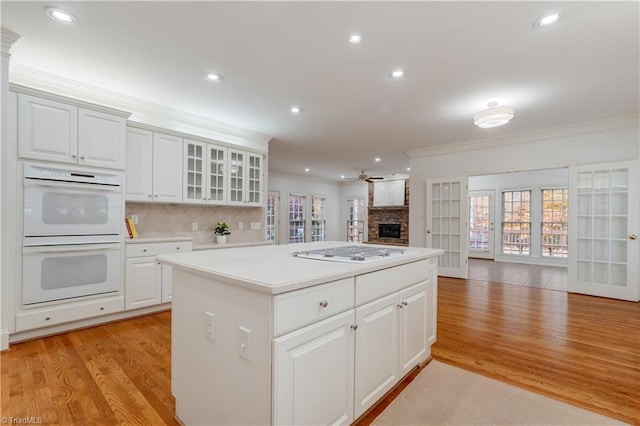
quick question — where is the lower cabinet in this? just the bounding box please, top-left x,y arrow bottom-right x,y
125,240 -> 192,310
271,259 -> 436,424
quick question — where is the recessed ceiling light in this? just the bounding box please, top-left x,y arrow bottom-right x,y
406,167 -> 411,172
374,157 -> 381,162
205,73 -> 223,82
348,34 -> 362,45
390,70 -> 404,79
534,13 -> 562,28
305,168 -> 310,172
291,106 -> 302,114
341,175 -> 345,179
45,7 -> 76,24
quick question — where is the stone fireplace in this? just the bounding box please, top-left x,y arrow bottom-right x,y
367,180 -> 409,246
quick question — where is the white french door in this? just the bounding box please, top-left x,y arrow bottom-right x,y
426,177 -> 468,278
468,190 -> 495,259
568,161 -> 639,301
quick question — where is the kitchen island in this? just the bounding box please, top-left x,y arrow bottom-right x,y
158,241 -> 443,425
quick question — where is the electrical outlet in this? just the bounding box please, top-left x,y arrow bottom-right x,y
239,326 -> 251,361
238,222 -> 243,230
192,222 -> 198,231
205,312 -> 215,341
131,214 -> 139,224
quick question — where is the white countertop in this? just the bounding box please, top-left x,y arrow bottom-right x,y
126,236 -> 193,244
158,241 -> 443,295
192,240 -> 274,251
125,237 -> 272,250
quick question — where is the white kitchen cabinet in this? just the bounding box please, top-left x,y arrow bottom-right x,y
183,139 -> 227,204
18,93 -> 127,169
273,310 -> 355,426
125,128 -> 183,203
227,149 -> 264,206
125,240 -> 192,310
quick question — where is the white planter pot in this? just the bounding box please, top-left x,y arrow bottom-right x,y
216,235 -> 228,244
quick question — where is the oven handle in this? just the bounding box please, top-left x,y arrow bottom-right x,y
23,243 -> 121,254
23,178 -> 121,192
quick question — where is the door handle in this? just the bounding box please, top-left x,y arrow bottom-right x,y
630,234 -> 638,240
426,229 -> 431,234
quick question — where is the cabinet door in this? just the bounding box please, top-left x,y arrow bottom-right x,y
206,145 -> 227,204
78,108 -> 126,169
18,93 -> 78,164
427,262 -> 438,346
246,152 -> 263,206
125,127 -> 153,202
125,258 -> 162,310
354,292 -> 399,419
227,149 -> 245,205
183,140 -> 206,204
273,310 -> 355,426
398,282 -> 429,378
153,133 -> 183,203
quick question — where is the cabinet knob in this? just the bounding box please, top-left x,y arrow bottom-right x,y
148,194 -> 152,198
100,307 -> 104,311
177,247 -> 181,250
143,249 -> 147,252
80,156 -> 85,160
71,155 -> 76,159
630,234 -> 638,240
154,195 -> 158,198
319,300 -> 328,308
397,304 -> 404,309
45,317 -> 51,321
350,324 -> 358,331
403,301 -> 408,306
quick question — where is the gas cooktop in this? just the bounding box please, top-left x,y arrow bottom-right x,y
292,245 -> 408,263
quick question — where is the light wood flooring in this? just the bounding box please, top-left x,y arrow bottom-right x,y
469,258 -> 568,291
2,276 -> 638,425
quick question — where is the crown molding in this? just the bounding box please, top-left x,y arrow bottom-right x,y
407,113 -> 640,159
1,29 -> 21,57
9,65 -> 272,151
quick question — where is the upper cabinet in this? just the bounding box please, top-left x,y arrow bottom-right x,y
183,139 -> 227,205
125,127 -> 183,203
18,93 -> 127,169
228,149 -> 264,206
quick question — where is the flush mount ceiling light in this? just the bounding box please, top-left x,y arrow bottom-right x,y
348,33 -> 362,45
374,157 -> 381,162
205,73 -> 223,82
290,106 -> 302,114
45,7 -> 77,24
304,168 -> 310,172
474,102 -> 514,128
534,13 -> 562,28
390,70 -> 404,79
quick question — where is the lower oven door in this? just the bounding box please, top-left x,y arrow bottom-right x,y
22,243 -> 121,305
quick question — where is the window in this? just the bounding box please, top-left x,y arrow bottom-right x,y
542,188 -> 568,257
347,198 -> 365,242
266,193 -> 278,242
311,196 -> 326,242
502,190 -> 531,255
288,194 -> 306,243
469,194 -> 490,252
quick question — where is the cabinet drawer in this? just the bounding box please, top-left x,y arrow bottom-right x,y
16,296 -> 124,332
356,259 -> 430,306
126,241 -> 192,258
274,278 -> 355,336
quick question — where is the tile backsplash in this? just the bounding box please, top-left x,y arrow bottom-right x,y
125,203 -> 265,245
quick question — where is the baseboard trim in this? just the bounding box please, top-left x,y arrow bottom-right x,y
1,328 -> 9,351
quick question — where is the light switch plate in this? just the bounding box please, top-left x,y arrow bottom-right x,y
238,326 -> 251,361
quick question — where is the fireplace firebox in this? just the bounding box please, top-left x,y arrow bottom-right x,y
379,223 -> 401,239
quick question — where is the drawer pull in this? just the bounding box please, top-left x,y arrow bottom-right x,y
350,324 -> 358,331
143,249 -> 147,252
177,247 -> 181,250
319,300 -> 328,308
45,317 -> 51,321
100,307 -> 105,311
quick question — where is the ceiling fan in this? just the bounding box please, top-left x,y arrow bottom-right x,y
345,170 -> 384,183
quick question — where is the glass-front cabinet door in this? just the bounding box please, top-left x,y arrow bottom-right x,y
228,150 -> 245,205
183,140 -> 205,204
246,153 -> 263,205
207,145 -> 227,204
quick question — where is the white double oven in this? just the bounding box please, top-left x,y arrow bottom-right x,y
22,163 -> 123,306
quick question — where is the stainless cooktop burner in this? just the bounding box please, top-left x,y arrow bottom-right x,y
292,245 -> 407,263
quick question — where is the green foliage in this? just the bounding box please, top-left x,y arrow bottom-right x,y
214,221 -> 231,235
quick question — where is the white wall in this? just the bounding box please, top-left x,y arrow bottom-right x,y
409,124 -> 640,247
268,174 -> 343,244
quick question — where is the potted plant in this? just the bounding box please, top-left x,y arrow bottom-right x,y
214,221 -> 231,244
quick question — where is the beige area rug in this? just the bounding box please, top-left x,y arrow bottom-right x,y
372,360 -> 627,425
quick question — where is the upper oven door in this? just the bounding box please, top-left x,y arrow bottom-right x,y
24,178 -> 122,240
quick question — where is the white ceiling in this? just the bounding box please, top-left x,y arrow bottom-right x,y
2,1 -> 638,181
